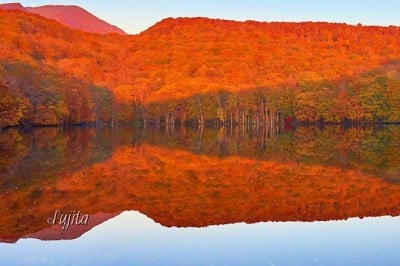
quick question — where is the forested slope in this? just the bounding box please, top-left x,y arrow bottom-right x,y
1,10 -> 400,128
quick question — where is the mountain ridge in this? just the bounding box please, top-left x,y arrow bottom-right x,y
0,7 -> 400,127
0,2 -> 126,34
0,2 -> 25,10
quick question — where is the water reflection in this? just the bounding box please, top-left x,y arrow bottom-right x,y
1,211 -> 400,266
0,126 -> 399,245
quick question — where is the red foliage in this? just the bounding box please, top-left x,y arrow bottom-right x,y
1,9 -> 400,125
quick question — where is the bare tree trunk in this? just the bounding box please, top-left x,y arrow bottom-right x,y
141,104 -> 146,129
265,97 -> 268,128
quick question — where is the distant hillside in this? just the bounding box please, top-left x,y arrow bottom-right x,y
26,5 -> 126,35
0,3 -> 126,34
0,9 -> 399,127
0,2 -> 25,11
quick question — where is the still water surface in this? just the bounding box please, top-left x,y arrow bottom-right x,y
0,126 -> 399,265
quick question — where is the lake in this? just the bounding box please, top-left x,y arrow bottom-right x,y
0,125 -> 399,265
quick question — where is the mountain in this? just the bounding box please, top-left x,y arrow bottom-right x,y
0,3 -> 126,34
26,5 -> 126,35
0,9 -> 400,128
0,3 -> 25,11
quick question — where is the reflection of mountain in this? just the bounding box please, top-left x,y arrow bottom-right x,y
1,213 -> 118,243
1,126 -> 400,243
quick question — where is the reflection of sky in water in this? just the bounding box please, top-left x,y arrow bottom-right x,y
1,211 -> 400,265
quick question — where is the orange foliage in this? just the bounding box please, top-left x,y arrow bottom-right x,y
2,11 -> 400,100
1,10 -> 400,125
2,143 -> 400,241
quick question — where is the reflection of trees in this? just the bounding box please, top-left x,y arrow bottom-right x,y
0,127 -> 118,190
2,139 -> 400,242
139,125 -> 400,181
1,125 -> 398,191
0,130 -> 27,174
0,125 -> 399,242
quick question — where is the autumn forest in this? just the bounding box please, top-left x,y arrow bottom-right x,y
2,4 -> 400,263
1,9 -> 400,129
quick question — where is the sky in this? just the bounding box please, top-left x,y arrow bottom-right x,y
7,0 -> 400,34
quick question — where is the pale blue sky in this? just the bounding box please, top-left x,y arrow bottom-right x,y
6,0 -> 400,34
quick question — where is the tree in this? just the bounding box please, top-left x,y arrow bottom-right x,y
359,79 -> 390,122
0,84 -> 26,128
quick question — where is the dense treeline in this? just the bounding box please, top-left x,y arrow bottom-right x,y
142,66 -> 400,126
1,60 -> 400,128
1,10 -> 400,128
0,60 -> 113,127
